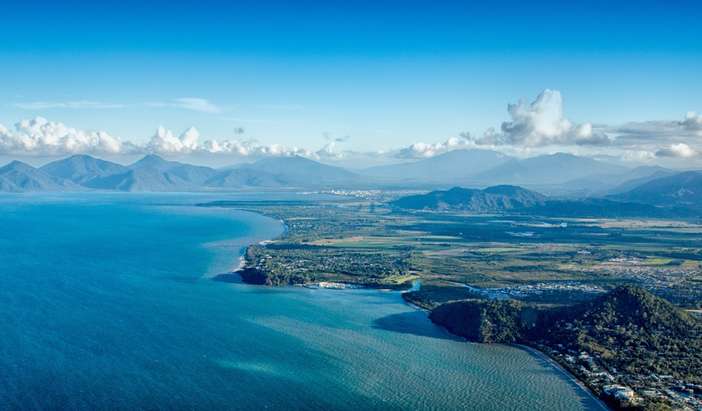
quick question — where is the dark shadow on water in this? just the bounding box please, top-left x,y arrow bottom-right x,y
372,311 -> 462,341
212,272 -> 242,283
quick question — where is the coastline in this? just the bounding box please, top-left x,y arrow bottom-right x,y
516,344 -> 610,411
210,204 -> 608,410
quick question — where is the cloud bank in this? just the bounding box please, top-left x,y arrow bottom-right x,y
0,118 -> 311,158
0,117 -> 123,155
2,90 -> 699,166
680,112 -> 702,136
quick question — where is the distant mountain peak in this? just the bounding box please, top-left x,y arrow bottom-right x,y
2,160 -> 34,171
391,185 -> 545,212
132,154 -> 168,167
0,160 -> 77,192
611,170 -> 702,208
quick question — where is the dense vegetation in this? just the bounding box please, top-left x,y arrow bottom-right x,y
535,286 -> 702,384
429,286 -> 702,409
612,170 -> 702,209
391,185 -> 699,218
430,299 -> 537,343
390,185 -> 545,212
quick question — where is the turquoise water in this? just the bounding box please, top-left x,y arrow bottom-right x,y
0,194 -> 603,410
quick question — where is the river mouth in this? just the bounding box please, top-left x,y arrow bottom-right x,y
0,193 -> 603,410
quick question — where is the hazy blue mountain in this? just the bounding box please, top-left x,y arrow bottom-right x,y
391,185 -> 546,212
475,153 -> 628,185
0,160 -> 77,192
40,154 -> 128,184
391,184 -> 695,218
547,165 -> 675,197
611,170 -> 702,208
529,198 -> 694,218
208,155 -> 359,188
84,154 -> 216,191
85,168 -> 195,191
205,168 -> 286,188
603,166 -> 677,195
245,156 -> 358,183
130,154 -> 217,183
362,149 -> 512,184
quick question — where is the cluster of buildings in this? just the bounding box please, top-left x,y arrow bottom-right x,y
539,345 -> 702,410
464,282 -> 604,300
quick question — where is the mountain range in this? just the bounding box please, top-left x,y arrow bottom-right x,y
391,181 -> 701,217
391,185 -> 546,212
610,170 -> 702,207
361,149 -> 511,185
206,155 -> 359,188
1,152 -> 700,214
0,160 -> 79,192
1,154 -> 359,192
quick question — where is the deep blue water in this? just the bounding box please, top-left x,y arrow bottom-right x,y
0,194 -> 604,410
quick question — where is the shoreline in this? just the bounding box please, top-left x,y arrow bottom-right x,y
516,344 -> 610,410
210,204 -> 608,410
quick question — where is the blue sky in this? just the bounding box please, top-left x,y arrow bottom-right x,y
0,0 -> 700,164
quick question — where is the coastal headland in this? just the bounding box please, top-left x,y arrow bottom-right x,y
200,193 -> 702,410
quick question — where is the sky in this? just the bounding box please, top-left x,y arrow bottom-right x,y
1,0 -> 701,167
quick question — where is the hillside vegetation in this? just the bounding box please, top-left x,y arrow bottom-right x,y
429,286 -> 702,410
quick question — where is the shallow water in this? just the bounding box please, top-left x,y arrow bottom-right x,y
0,194 -> 603,410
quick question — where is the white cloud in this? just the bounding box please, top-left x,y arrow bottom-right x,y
470,90 -> 612,147
621,150 -> 657,163
147,98 -> 222,113
656,143 -> 698,158
394,135 -> 477,158
173,97 -> 222,113
680,111 -> 702,135
0,117 -> 317,159
14,98 -> 223,113
609,112 -> 702,144
0,117 -> 122,155
14,101 -> 125,110
146,126 -> 200,154
201,139 -> 313,157
144,125 -> 315,158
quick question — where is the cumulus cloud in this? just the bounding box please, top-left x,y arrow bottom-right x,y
394,134 -> 477,159
0,117 -> 320,159
315,133 -> 351,159
621,150 -> 657,163
470,90 -> 612,147
0,117 -> 122,155
146,126 -> 201,154
200,139 -> 313,157
143,124 -> 315,158
656,143 -> 698,158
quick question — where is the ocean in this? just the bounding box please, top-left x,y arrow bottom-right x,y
0,193 -> 603,410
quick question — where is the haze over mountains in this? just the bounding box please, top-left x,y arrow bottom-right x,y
0,160 -> 78,192
391,183 -> 701,218
1,151 -> 700,212
391,185 -> 546,212
2,153 -> 360,192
